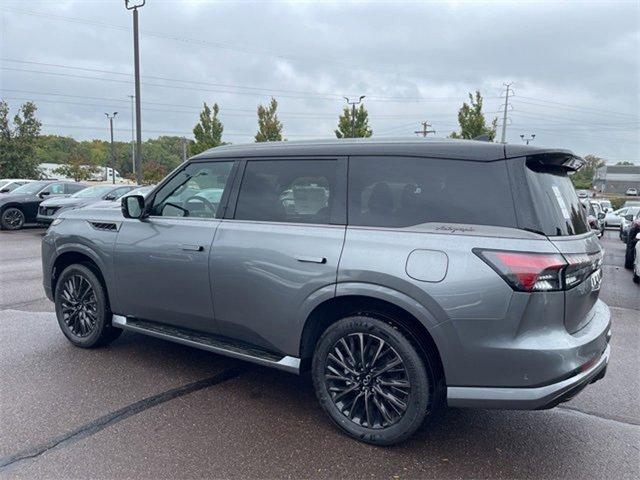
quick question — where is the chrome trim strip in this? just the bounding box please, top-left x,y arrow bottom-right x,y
110,315 -> 300,374
447,344 -> 610,409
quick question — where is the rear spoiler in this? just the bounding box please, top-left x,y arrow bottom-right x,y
526,153 -> 585,172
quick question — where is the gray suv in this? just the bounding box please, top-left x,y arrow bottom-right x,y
42,139 -> 611,445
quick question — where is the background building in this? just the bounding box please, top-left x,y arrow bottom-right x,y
593,165 -> 640,194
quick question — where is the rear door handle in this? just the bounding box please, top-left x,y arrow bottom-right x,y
295,255 -> 327,264
182,244 -> 204,252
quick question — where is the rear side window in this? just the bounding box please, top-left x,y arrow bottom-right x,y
348,156 -> 517,228
524,163 -> 589,236
66,183 -> 86,194
234,160 -> 339,224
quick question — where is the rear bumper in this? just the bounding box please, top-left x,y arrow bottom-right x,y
447,342 -> 610,409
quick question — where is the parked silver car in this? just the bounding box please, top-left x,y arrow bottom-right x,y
42,139 -> 610,445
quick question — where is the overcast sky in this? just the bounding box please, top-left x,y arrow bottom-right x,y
1,0 -> 638,163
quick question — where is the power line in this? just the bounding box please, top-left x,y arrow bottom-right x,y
516,96 -> 638,119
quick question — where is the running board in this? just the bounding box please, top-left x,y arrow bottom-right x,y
111,315 -> 300,374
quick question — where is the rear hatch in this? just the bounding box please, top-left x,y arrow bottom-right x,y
507,152 -> 603,333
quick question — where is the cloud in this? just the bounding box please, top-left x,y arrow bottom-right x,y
1,0 -> 638,163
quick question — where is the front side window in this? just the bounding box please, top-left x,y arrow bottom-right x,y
151,161 -> 233,218
41,183 -> 66,195
234,160 -> 338,224
348,156 -> 517,228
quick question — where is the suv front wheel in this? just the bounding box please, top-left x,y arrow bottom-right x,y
54,264 -> 122,348
312,316 -> 433,445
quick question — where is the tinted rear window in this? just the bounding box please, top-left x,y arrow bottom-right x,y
525,163 -> 589,236
348,156 -> 517,228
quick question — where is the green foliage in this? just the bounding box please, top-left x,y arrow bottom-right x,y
335,104 -> 373,138
615,161 -> 634,166
190,102 -> 224,155
570,154 -> 605,189
141,160 -> 168,185
255,98 -> 284,142
610,197 -> 627,210
53,150 -> 99,182
449,91 -> 498,141
0,100 -> 43,178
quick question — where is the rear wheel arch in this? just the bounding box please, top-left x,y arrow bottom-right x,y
299,295 -> 446,397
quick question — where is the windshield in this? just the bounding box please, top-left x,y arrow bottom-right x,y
525,164 -> 589,236
71,185 -> 113,198
0,181 -> 9,189
11,181 -> 50,195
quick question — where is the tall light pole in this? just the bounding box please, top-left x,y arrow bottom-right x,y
128,94 -> 135,176
520,133 -> 536,145
344,96 -> 365,138
500,82 -> 513,144
125,0 -> 145,185
105,112 -> 118,184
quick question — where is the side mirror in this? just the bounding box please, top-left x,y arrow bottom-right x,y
39,191 -> 50,198
0,188 -> 9,193
104,194 -> 116,201
122,195 -> 145,219
625,214 -> 634,222
597,212 -> 605,220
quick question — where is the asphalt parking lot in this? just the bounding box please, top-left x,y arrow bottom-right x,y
0,227 -> 638,479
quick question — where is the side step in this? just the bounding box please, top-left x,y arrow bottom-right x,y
112,315 -> 300,374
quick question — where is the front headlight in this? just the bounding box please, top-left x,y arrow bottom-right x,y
50,218 -> 64,227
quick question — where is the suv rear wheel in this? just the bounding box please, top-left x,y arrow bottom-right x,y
312,316 -> 432,445
54,264 -> 122,348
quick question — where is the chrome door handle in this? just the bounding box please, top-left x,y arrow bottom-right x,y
295,255 -> 327,264
182,244 -> 204,252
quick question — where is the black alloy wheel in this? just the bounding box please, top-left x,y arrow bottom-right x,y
1,207 -> 25,230
325,333 -> 410,429
59,274 -> 99,337
312,316 -> 434,445
55,264 -> 122,348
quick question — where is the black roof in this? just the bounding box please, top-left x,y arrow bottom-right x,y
191,137 -> 575,162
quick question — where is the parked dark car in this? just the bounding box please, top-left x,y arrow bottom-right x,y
620,206 -> 640,242
623,209 -> 640,270
37,184 -> 135,225
0,180 -> 86,230
42,139 -> 610,445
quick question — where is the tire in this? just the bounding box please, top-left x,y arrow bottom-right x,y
1,207 -> 25,230
625,244 -> 635,270
312,316 -> 433,446
633,273 -> 639,284
54,264 -> 122,348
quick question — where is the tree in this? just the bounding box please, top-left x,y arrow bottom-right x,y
53,150 -> 99,182
255,97 -> 284,142
0,100 -> 42,178
449,91 -> 498,140
570,154 -> 605,189
616,161 -> 634,166
335,104 -> 373,138
142,160 -> 167,185
190,102 -> 223,155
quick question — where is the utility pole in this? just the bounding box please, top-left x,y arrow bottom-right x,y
520,133 -> 536,145
105,112 -> 118,184
125,0 -> 145,185
500,82 -> 513,144
343,96 -> 365,138
414,121 -> 435,137
128,94 -> 135,177
182,137 -> 187,162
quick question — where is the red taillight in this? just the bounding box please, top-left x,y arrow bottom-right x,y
474,249 -> 567,292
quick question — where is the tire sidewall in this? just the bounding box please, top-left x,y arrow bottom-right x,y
55,264 -> 110,347
1,207 -> 25,230
312,316 -> 431,446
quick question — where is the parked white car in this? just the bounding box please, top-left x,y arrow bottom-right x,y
626,187 -> 639,196
0,179 -> 35,194
604,208 -> 627,228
